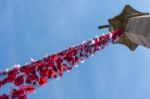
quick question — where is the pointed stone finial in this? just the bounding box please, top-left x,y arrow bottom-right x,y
99,5 -> 150,51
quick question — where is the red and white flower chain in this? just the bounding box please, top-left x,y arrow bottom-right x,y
0,29 -> 123,99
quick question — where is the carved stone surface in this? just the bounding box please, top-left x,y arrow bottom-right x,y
125,15 -> 150,49
109,5 -> 149,51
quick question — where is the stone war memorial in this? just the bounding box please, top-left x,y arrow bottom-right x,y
0,5 -> 150,99
99,5 -> 150,51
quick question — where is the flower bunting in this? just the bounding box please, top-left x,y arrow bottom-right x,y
0,29 -> 123,99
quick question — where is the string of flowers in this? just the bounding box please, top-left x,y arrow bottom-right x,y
0,29 -> 123,99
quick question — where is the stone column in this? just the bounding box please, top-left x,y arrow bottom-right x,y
124,15 -> 150,48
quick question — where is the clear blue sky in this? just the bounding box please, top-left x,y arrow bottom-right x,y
1,0 -> 150,99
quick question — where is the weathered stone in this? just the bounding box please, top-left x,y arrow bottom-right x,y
108,5 -> 150,51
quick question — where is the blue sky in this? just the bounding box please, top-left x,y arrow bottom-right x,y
1,0 -> 150,99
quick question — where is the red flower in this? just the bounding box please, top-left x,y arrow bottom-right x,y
63,64 -> 72,71
39,77 -> 47,86
40,68 -> 49,77
20,65 -> 29,73
46,61 -> 54,68
59,51 -> 66,57
72,49 -> 78,56
7,69 -> 18,82
34,61 -> 44,71
56,57 -> 63,64
2,78 -> 8,85
59,72 -> 63,77
12,89 -> 24,98
0,94 -> 8,99
65,53 -> 73,62
14,75 -> 24,86
74,56 -> 79,62
36,60 -> 44,67
0,80 -> 2,88
20,65 -> 36,74
23,86 -> 34,93
44,58 -> 54,68
57,64 -> 64,73
51,54 -> 59,60
7,73 -> 16,82
28,73 -> 38,81
18,95 -> 27,99
47,69 -> 55,78
29,66 -> 36,73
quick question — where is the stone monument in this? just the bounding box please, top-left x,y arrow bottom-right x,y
99,5 -> 150,51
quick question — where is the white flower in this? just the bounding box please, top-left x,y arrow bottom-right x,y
109,33 -> 113,38
74,64 -> 78,68
82,41 -> 86,44
91,40 -> 95,45
31,58 -> 36,62
13,64 -> 21,68
81,60 -> 85,63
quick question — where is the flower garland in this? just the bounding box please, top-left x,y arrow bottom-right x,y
0,29 -> 123,99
